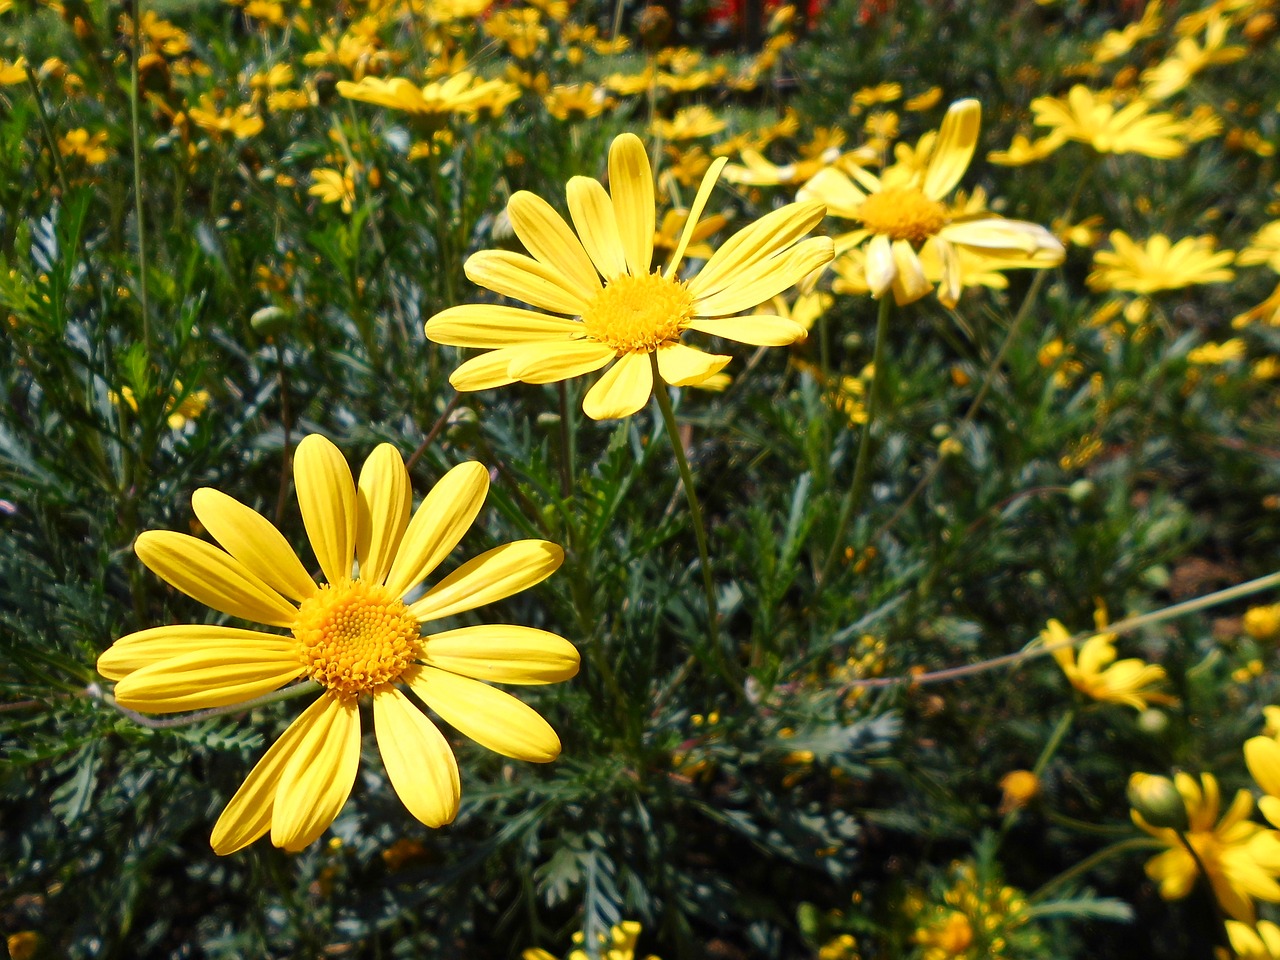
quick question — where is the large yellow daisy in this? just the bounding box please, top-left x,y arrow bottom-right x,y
98,434 -> 577,854
425,132 -> 834,420
797,99 -> 1063,307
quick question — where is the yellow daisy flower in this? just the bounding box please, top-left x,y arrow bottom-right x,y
1030,86 -> 1188,158
1246,736 -> 1280,828
98,435 -> 577,854
1239,221 -> 1280,273
1226,919 -> 1280,960
1042,618 -> 1174,710
986,131 -> 1067,166
309,167 -> 356,214
1087,231 -> 1235,293
651,105 -> 727,141
1141,13 -> 1246,101
425,133 -> 833,420
799,99 -> 1063,306
1133,772 -> 1280,922
338,72 -> 518,125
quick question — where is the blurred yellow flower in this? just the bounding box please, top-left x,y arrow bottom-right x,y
1187,339 -> 1246,365
542,83 -> 615,121
339,72 -> 518,125
58,128 -> 111,165
1092,0 -> 1163,62
1225,919 -> 1280,960
800,99 -> 1063,306
1043,617 -> 1174,710
1087,231 -> 1235,293
484,8 -> 548,58
986,131 -> 1067,166
524,920 -> 659,960
309,167 -> 357,214
651,105 -> 726,141
113,381 -> 211,429
1245,604 -> 1280,641
1183,104 -> 1225,141
1133,772 -> 1280,922
0,56 -> 26,86
652,206 -> 729,268
1240,221 -> 1280,273
6,932 -> 38,960
1141,13 -> 1246,100
851,82 -> 901,111
1031,86 -> 1189,158
905,86 -> 944,112
188,96 -> 264,139
425,134 -> 832,419
99,436 -> 575,854
999,769 -> 1040,813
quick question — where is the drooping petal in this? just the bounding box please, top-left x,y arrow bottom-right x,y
1247,737 -> 1280,798
566,176 -> 629,280
693,237 -> 835,317
864,232 -> 897,297
507,191 -> 602,303
465,250 -> 589,316
449,348 -> 523,390
687,200 -> 826,302
933,238 -> 962,309
581,351 -> 653,420
384,461 -> 489,599
294,434 -> 357,585
356,444 -> 412,586
406,665 -> 561,761
665,156 -> 728,279
135,531 -> 298,628
373,686 -> 460,827
112,645 -> 305,713
271,693 -> 361,852
608,133 -> 656,277
426,304 -> 585,347
409,540 -> 564,622
98,624 -> 292,680
654,342 -> 731,386
890,239 -> 932,305
422,624 -> 580,684
191,489 -> 317,603
211,694 -> 326,855
924,98 -> 981,200
941,218 -> 1064,257
686,314 -> 807,346
506,339 -> 617,384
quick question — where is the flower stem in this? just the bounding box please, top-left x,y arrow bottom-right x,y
1175,830 -> 1236,957
1029,836 -> 1163,902
649,352 -> 729,678
818,293 -> 892,590
558,381 -> 575,499
128,0 -> 151,348
1000,709 -> 1074,838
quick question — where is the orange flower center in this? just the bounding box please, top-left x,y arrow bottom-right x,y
855,186 -> 948,244
581,272 -> 694,354
293,578 -> 420,697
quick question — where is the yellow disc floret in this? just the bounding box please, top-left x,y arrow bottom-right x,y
293,578 -> 420,697
855,186 -> 949,244
581,272 -> 695,354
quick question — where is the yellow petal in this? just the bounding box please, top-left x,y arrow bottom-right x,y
506,339 -> 617,384
608,133 -> 656,277
112,644 -> 305,713
135,531 -> 298,627
692,237 -> 834,317
890,239 -> 932,305
465,249 -> 588,316
384,461 -> 489,599
582,351 -> 652,420
406,665 -> 561,762
933,238 -> 962,309
686,314 -> 807,346
294,434 -> 357,585
373,686 -> 459,827
191,489 -> 317,603
356,444 -> 412,586
98,624 -> 290,680
409,539 -> 563,622
271,693 -> 361,851
507,191 -> 602,303
210,695 -> 325,855
449,348 -> 522,390
1248,736 -> 1280,797
426,304 -> 585,347
423,624 -> 580,684
864,232 -> 896,297
665,156 -> 728,279
687,200 -> 826,302
654,342 -> 731,386
796,167 -> 866,220
566,175 -> 629,280
924,98 -> 980,200
942,218 -> 1063,257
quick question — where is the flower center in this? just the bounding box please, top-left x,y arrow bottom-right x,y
581,272 -> 694,354
293,578 -> 420,697
855,186 -> 949,244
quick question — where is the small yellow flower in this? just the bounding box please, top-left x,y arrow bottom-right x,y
187,96 -> 264,139
0,56 -> 28,86
1092,0 -> 1163,63
986,131 -> 1067,166
542,83 -> 615,122
1141,14 -> 1246,100
1134,772 -> 1280,922
525,920 -> 659,960
58,128 -> 111,165
1187,339 -> 1246,365
851,81 -> 901,109
904,86 -> 944,112
1239,221 -> 1280,273
1031,86 -> 1189,158
651,105 -> 726,141
1043,617 -> 1174,710
484,8 -> 549,58
1087,231 -> 1235,293
998,770 -> 1040,813
309,168 -> 357,214
339,72 -> 520,125
1225,919 -> 1280,960
1245,604 -> 1280,642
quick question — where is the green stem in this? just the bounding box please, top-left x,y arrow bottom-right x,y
1000,709 -> 1074,838
23,64 -> 71,200
1176,830 -> 1236,957
557,381 -> 574,500
818,293 -> 892,589
1029,836 -> 1163,902
129,0 -> 150,347
649,352 -> 728,677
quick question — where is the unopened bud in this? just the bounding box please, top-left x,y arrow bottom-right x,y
250,305 -> 291,337
1128,773 -> 1188,831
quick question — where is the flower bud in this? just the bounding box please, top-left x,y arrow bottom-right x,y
1128,773 -> 1188,831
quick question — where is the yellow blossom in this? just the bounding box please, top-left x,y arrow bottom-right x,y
187,96 -> 264,139
905,86 -> 944,112
1141,13 -> 1247,100
542,83 -> 615,121
651,105 -> 726,141
998,770 -> 1040,813
58,128 -> 111,165
986,131 -> 1067,166
1245,604 -> 1280,642
1031,86 -> 1189,158
309,167 -> 357,214
1187,339 -> 1246,365
1088,231 -> 1235,293
1135,772 -> 1280,922
1092,0 -> 1163,62
851,81 -> 901,110
0,56 -> 27,86
1225,920 -> 1280,960
1043,617 -> 1174,710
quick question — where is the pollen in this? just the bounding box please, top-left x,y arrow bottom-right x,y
855,186 -> 949,244
293,578 -> 420,698
581,272 -> 694,354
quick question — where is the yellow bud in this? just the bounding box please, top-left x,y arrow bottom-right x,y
1128,773 -> 1189,830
